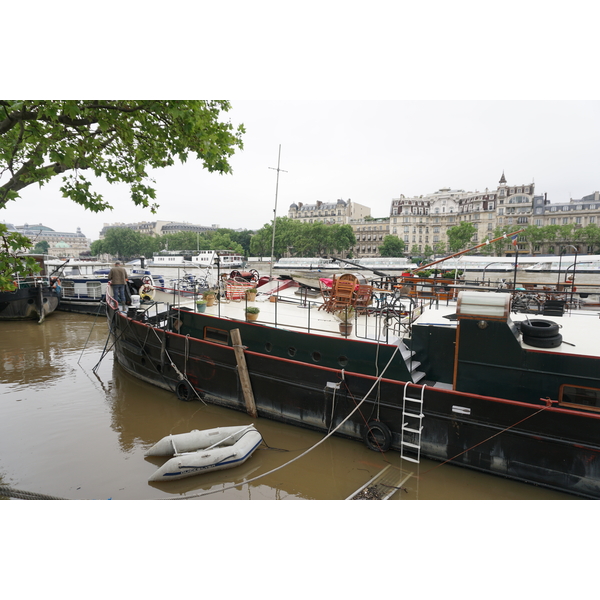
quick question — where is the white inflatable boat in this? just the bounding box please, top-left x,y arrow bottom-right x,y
146,424 -> 262,482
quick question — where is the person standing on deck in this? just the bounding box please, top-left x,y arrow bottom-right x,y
109,261 -> 128,310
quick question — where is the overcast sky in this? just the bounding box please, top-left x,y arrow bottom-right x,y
3,3 -> 599,243
3,99 -> 599,242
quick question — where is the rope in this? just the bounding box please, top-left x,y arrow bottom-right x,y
168,345 -> 401,500
77,301 -> 107,365
0,486 -> 68,500
419,404 -> 553,476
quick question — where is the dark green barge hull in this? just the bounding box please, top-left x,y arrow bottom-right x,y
108,304 -> 600,499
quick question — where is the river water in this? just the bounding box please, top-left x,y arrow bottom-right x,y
0,309 -> 579,501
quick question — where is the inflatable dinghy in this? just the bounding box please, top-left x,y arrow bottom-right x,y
146,424 -> 262,481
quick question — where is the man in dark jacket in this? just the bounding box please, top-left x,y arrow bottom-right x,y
108,261 -> 128,310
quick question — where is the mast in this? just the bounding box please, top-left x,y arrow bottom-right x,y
414,229 -> 525,273
268,145 -> 287,280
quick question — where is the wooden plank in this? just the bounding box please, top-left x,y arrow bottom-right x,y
230,328 -> 258,418
346,465 -> 413,500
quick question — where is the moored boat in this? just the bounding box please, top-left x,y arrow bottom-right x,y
106,265 -> 600,498
0,255 -> 60,323
46,259 -> 161,315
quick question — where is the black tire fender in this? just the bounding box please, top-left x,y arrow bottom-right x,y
363,420 -> 392,452
523,333 -> 563,348
520,319 -> 560,338
175,379 -> 194,402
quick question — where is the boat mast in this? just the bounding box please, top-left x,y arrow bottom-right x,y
414,228 -> 525,273
268,145 -> 287,280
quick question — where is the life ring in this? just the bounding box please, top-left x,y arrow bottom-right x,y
139,283 -> 155,300
363,420 -> 392,452
520,319 -> 560,339
175,379 -> 194,402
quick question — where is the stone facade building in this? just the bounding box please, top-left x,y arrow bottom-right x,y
283,176 -> 600,258
287,198 -> 371,224
390,174 -> 541,254
349,217 -> 390,257
15,224 -> 91,258
99,221 -> 218,239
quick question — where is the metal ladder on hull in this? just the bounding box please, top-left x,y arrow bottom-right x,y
401,382 -> 425,463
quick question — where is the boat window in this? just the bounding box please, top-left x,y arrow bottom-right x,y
204,327 -> 229,345
559,385 -> 600,411
62,281 -> 75,294
87,281 -> 102,299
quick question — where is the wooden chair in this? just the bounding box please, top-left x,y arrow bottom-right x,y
328,279 -> 357,313
354,284 -> 373,315
318,277 -> 335,311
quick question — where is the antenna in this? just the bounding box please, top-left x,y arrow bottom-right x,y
268,145 -> 288,279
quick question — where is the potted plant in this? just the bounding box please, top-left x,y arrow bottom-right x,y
334,306 -> 354,336
441,269 -> 463,280
196,299 -> 207,313
203,290 -> 216,306
245,306 -> 260,322
246,287 -> 258,301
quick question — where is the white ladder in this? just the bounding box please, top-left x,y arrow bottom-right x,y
401,381 -> 425,463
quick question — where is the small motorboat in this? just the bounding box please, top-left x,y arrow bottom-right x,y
146,424 -> 262,481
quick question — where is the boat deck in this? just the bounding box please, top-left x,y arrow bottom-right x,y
145,285 -> 600,358
416,297 -> 600,358
148,287 -> 409,345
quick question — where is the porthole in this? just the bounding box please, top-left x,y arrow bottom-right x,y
338,355 -> 348,367
265,342 -> 273,353
288,347 -> 297,357
312,351 -> 321,362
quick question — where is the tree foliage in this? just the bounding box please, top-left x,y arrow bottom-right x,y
90,227 -> 250,261
433,241 -> 447,256
249,218 -> 356,259
0,223 -> 39,290
33,240 -> 50,254
446,222 -> 477,252
574,223 -> 600,252
0,100 -> 244,212
379,235 -> 405,257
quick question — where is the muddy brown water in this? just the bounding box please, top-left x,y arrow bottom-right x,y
0,311 -> 578,501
